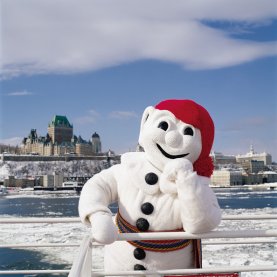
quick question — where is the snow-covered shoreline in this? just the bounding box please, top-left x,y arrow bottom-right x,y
0,159 -> 109,181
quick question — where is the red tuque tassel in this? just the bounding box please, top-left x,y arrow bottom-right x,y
193,156 -> 214,178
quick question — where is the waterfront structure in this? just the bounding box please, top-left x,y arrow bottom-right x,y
210,151 -> 237,165
211,170 -> 243,186
210,145 -> 275,186
3,175 -> 38,188
262,171 -> 277,183
241,159 -> 265,174
20,115 -> 103,156
43,173 -> 63,188
243,173 -> 263,185
211,169 -> 277,186
236,145 -> 272,165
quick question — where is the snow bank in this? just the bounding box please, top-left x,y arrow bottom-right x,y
0,163 -> 10,181
0,159 -> 111,180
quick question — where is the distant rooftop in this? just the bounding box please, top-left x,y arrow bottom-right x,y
92,132 -> 100,138
236,144 -> 270,158
49,115 -> 73,128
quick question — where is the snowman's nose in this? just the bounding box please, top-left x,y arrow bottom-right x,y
165,131 -> 182,148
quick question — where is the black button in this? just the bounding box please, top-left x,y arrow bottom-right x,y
134,264 -> 146,270
141,202 -> 154,215
133,248 -> 146,260
136,218 -> 149,231
145,172 -> 158,185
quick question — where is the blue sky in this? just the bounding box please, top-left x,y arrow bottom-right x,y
0,0 -> 276,160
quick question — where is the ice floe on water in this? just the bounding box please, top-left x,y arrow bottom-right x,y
202,208 -> 277,277
0,208 -> 276,276
4,192 -> 80,199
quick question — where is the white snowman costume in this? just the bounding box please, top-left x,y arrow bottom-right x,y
79,99 -> 221,274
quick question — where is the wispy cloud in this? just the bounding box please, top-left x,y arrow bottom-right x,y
0,137 -> 22,146
74,110 -> 100,125
109,111 -> 138,119
1,0 -> 277,78
7,90 -> 34,96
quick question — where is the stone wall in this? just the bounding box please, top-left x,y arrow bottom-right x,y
1,154 -> 121,162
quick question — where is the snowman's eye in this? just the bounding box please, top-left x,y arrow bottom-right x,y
184,127 -> 194,136
158,121 -> 168,131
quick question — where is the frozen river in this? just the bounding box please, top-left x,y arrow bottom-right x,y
0,187 -> 276,277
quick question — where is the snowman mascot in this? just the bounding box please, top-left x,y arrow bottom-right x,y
79,99 -> 221,274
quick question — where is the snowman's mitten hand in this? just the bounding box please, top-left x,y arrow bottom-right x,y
160,159 -> 194,194
166,158 -> 194,179
89,212 -> 118,244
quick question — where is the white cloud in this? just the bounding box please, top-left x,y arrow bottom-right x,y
74,110 -> 100,125
1,0 -> 277,78
7,90 -> 34,96
109,111 -> 138,119
0,137 -> 22,146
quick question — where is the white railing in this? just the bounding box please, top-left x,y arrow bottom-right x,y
0,215 -> 276,275
0,214 -> 276,224
1,266 -> 277,276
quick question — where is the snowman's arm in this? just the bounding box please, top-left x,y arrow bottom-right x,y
177,172 -> 221,234
78,164 -> 119,225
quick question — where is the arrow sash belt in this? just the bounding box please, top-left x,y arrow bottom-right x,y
115,211 -> 192,252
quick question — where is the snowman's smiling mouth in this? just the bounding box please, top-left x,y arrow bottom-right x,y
156,144 -> 189,159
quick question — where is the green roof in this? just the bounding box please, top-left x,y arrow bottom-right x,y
49,115 -> 73,128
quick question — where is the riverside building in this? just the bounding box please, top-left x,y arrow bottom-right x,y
236,145 -> 272,165
211,145 -> 276,186
210,151 -> 237,165
211,170 -> 243,186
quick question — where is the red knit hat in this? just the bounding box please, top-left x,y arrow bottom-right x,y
155,99 -> 214,177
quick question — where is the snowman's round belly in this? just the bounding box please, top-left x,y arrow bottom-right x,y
104,240 -> 194,272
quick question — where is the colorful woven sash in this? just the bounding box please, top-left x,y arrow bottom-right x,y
115,212 -> 192,252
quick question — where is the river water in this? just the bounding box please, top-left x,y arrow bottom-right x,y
0,187 -> 276,277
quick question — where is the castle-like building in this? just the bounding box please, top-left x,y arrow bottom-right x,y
20,115 -> 102,156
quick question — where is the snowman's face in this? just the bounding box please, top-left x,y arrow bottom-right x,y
138,107 -> 202,170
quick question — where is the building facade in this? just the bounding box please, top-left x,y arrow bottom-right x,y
3,176 -> 36,188
43,173 -> 64,188
48,116 -> 73,144
262,172 -> 277,183
236,145 -> 272,165
211,170 -> 243,186
241,160 -> 265,174
20,116 -> 103,156
211,170 -> 277,186
91,132 -> 102,153
210,151 -> 237,165
242,173 -> 263,185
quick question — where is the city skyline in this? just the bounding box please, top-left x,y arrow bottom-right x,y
0,0 -> 276,161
